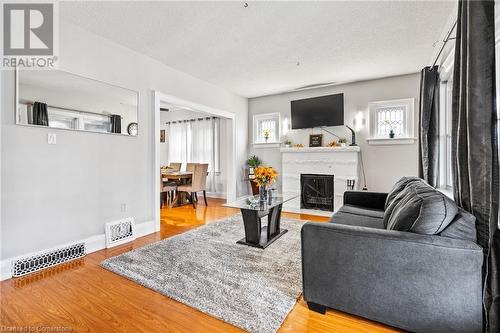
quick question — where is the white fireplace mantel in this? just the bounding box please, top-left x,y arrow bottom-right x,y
281,146 -> 360,217
280,146 -> 361,153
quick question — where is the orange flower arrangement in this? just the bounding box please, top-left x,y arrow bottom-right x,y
253,166 -> 278,187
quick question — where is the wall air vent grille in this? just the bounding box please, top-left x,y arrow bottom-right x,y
105,218 -> 135,248
12,242 -> 86,277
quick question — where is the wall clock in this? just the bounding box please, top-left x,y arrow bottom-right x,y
127,122 -> 138,136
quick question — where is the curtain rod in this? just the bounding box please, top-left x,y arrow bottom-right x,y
24,101 -> 122,118
165,116 -> 217,125
431,20 -> 457,68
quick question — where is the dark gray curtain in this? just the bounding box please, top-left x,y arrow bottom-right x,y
110,115 -> 121,134
451,0 -> 499,331
32,102 -> 48,126
418,66 -> 439,187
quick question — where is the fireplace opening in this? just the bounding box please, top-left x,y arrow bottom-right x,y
300,174 -> 334,211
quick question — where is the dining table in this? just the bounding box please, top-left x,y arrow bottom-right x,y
161,171 -> 193,207
162,171 -> 193,181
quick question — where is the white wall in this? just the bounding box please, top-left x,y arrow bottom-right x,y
248,73 -> 420,193
0,21 -> 248,261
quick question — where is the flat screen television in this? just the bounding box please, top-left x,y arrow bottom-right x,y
291,93 -> 344,129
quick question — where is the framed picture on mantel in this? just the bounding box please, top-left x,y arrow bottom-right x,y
309,134 -> 323,147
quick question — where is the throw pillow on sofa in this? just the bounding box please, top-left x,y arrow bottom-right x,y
384,176 -> 422,210
385,182 -> 458,235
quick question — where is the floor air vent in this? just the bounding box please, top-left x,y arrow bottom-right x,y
105,218 -> 135,248
12,242 -> 86,277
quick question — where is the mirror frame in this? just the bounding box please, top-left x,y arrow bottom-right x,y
15,67 -> 140,137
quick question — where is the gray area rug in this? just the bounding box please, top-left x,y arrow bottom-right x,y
101,214 -> 307,333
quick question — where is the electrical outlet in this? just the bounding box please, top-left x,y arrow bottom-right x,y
120,203 -> 127,212
47,133 -> 57,145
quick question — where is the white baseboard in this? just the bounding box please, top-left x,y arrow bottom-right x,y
135,220 -> 155,238
205,191 -> 227,199
0,220 -> 155,282
1,260 -> 12,281
282,206 -> 334,217
85,234 -> 106,254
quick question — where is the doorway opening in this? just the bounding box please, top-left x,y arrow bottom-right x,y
153,91 -> 236,232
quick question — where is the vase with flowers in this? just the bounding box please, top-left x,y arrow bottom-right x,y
262,129 -> 271,142
253,166 -> 278,203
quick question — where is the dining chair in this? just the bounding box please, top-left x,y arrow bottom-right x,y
177,163 -> 209,208
186,163 -> 196,173
169,162 -> 182,171
160,173 -> 177,207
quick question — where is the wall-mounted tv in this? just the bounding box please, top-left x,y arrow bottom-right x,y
291,93 -> 344,129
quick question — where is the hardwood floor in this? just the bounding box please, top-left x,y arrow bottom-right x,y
0,198 -> 399,333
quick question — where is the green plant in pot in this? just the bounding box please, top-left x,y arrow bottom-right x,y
338,138 -> 347,147
283,139 -> 292,148
247,155 -> 262,168
383,120 -> 395,138
247,155 -> 262,178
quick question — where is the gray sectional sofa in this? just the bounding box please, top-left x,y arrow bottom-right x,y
301,177 -> 483,333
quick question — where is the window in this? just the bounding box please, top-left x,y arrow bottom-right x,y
167,117 -> 221,193
81,114 -> 111,133
368,99 -> 415,143
167,117 -> 221,173
253,113 -> 280,144
22,103 -> 113,133
47,109 -> 79,130
438,49 -> 455,192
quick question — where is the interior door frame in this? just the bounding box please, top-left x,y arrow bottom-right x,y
152,91 -> 236,232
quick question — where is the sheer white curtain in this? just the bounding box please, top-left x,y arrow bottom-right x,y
167,121 -> 189,163
191,118 -> 219,192
190,118 -> 214,169
168,117 -> 220,192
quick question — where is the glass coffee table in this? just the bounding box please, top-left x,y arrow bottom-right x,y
224,194 -> 297,249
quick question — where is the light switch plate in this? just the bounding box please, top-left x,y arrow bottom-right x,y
47,133 -> 57,145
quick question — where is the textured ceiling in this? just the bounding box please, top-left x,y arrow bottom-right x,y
61,1 -> 454,98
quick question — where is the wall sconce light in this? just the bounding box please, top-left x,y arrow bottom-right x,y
282,117 -> 290,136
353,111 -> 365,132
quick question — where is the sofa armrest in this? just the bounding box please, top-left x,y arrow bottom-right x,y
343,191 -> 388,210
301,222 -> 483,333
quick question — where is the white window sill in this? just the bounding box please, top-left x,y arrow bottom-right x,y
366,137 -> 417,145
253,142 -> 281,148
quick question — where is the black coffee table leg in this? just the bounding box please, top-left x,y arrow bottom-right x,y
240,209 -> 261,244
267,204 -> 282,239
237,204 -> 287,249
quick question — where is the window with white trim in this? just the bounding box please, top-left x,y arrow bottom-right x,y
253,113 -> 280,144
368,99 -> 415,140
438,49 -> 454,192
22,104 -> 113,133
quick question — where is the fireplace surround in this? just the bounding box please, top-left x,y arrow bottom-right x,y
300,174 -> 334,211
281,146 -> 360,216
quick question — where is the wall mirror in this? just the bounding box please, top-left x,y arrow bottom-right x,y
16,69 -> 139,136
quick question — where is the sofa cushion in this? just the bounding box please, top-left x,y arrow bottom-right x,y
338,204 -> 385,219
329,211 -> 384,229
439,208 -> 477,242
384,176 -> 423,210
385,183 -> 458,235
383,180 -> 421,227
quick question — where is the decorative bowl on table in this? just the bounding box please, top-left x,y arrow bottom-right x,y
247,196 -> 259,207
